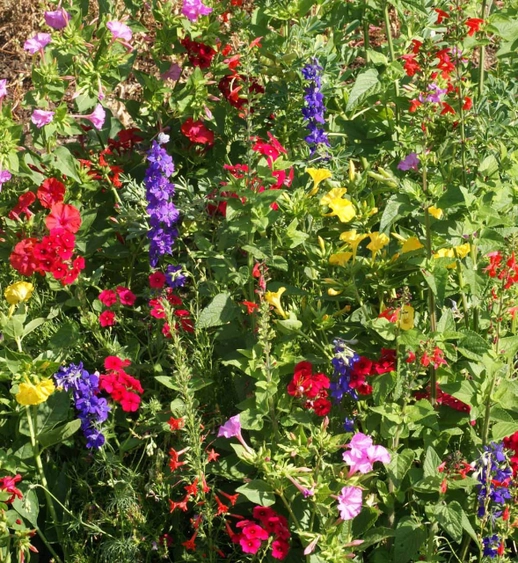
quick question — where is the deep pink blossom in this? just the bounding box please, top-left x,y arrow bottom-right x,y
337,486 -> 363,520
107,20 -> 133,41
44,8 -> 70,29
77,104 -> 106,130
342,432 -> 391,474
24,33 -> 52,54
0,79 -> 7,99
182,0 -> 213,21
218,414 -> 241,438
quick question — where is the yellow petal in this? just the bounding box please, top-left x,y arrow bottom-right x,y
366,232 -> 390,253
320,187 -> 347,207
398,304 -> 415,331
401,237 -> 424,253
428,206 -> 443,219
454,243 -> 471,259
307,168 -> 332,188
327,199 -> 356,223
329,252 -> 353,266
4,282 -> 34,305
265,287 -> 288,318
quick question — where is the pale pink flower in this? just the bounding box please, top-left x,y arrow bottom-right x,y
0,169 -> 12,188
24,33 -> 52,54
161,62 -> 182,81
182,0 -> 212,21
342,432 -> 391,475
0,79 -> 7,99
80,104 -> 106,130
107,20 -> 133,42
218,414 -> 253,453
337,486 -> 363,520
44,8 -> 70,30
31,109 -> 55,128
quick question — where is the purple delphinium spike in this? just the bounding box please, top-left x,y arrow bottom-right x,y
330,338 -> 359,402
301,58 -> 329,155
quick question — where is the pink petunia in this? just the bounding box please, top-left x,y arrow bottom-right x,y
31,109 -> 55,128
24,33 -> 52,54
337,486 -> 363,521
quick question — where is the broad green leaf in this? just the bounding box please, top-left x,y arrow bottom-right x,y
38,419 -> 81,449
457,332 -> 490,361
346,68 -> 379,111
236,480 -> 276,507
393,517 -> 426,563
387,449 -> 415,489
197,293 -> 238,329
435,502 -> 463,542
379,194 -> 412,233
491,421 -> 518,442
12,489 -> 39,527
373,371 -> 397,405
423,446 -> 442,478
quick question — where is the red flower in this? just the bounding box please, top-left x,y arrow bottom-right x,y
271,539 -> 290,560
180,37 -> 216,68
411,39 -> 422,54
45,203 -> 82,233
9,191 -> 36,221
181,118 -> 214,146
409,99 -> 422,113
206,448 -> 220,462
104,356 -> 131,370
401,54 -> 421,77
99,310 -> 116,327
463,96 -> 473,111
119,390 -> 141,412
242,300 -> 259,314
99,289 -> 118,306
313,397 -> 331,416
149,271 -> 166,289
0,474 -> 23,503
435,8 -> 449,24
168,416 -> 185,430
37,178 -> 66,209
10,238 -> 39,276
116,286 -> 136,306
440,102 -> 455,115
465,18 -> 484,36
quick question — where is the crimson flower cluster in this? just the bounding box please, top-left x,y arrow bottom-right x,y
145,140 -> 178,268
149,279 -> 194,335
181,117 -> 214,147
99,356 -> 143,412
98,285 -> 136,327
54,362 -> 110,449
341,348 -> 397,396
484,251 -> 518,290
0,474 -> 23,503
503,431 -> 518,476
180,37 -> 216,68
287,361 -> 331,416
229,506 -> 290,560
10,199 -> 85,285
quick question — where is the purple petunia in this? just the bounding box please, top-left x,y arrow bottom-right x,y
397,152 -> 420,171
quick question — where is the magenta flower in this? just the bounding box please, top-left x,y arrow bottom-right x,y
337,486 -> 363,520
161,63 -> 182,81
182,0 -> 213,21
44,8 -> 70,30
397,152 -> 420,171
342,432 -> 391,475
0,79 -> 7,100
0,168 -> 12,188
218,414 -> 241,438
23,33 -> 52,54
107,20 -> 133,42
80,104 -> 106,130
31,109 -> 55,128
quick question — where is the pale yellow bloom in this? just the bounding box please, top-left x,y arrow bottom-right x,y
434,243 -> 471,268
265,287 -> 288,318
4,281 -> 34,305
327,288 -> 343,296
428,206 -> 443,219
16,379 -> 55,406
398,304 -> 414,331
367,232 -> 390,258
329,252 -> 353,267
454,243 -> 471,259
307,168 -> 332,196
339,230 -> 368,259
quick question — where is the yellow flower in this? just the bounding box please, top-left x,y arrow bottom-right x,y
327,288 -> 343,296
329,252 -> 353,266
339,230 -> 368,259
307,168 -> 332,195
398,304 -> 415,331
434,243 -> 471,268
400,236 -> 424,253
16,379 -> 55,406
320,187 -> 347,207
367,232 -> 390,258
4,281 -> 34,305
428,206 -> 443,220
454,243 -> 471,259
265,287 -> 288,318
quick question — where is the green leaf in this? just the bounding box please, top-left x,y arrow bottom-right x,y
393,517 -> 426,563
51,146 -> 81,182
155,376 -> 178,390
387,449 -> 415,489
457,332 -> 490,361
423,446 -> 442,478
12,489 -> 39,527
346,68 -> 380,111
372,370 -> 397,405
435,501 -> 463,542
38,419 -> 81,449
22,318 -> 45,338
491,421 -> 518,441
379,194 -> 412,233
197,293 -> 238,329
236,480 -> 276,506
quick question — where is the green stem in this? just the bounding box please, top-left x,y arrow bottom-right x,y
383,2 -> 399,135
362,0 -> 370,63
26,407 -> 64,563
477,0 -> 488,98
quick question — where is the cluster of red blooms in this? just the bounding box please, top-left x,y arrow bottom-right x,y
0,473 -> 23,503
99,356 -> 143,412
180,37 -> 216,68
401,8 -> 484,117
437,452 -> 473,493
218,39 -> 264,111
228,505 -> 290,560
148,272 -> 194,334
350,349 -> 397,396
287,361 -> 331,416
98,286 -> 137,327
180,117 -> 214,147
79,128 -> 142,188
10,192 -> 85,285
484,251 -> 518,290
420,346 -> 448,369
503,431 -> 518,476
415,383 -> 471,413
208,134 -> 293,216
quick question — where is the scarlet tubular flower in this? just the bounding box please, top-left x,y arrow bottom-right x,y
401,54 -> 421,77
435,8 -> 449,24
466,17 -> 484,36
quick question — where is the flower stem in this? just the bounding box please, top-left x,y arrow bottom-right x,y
383,2 -> 400,134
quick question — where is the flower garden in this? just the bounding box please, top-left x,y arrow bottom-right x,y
1,0 -> 518,561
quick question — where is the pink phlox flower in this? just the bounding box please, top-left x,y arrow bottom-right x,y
24,33 -> 52,54
107,20 -> 133,42
182,0 -> 213,21
337,486 -> 363,520
342,432 -> 391,474
44,8 -> 70,30
31,109 -> 55,128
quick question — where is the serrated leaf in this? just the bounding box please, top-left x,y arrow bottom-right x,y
435,501 -> 463,542
491,421 -> 518,441
394,517 -> 426,563
197,293 -> 238,329
346,68 -> 380,111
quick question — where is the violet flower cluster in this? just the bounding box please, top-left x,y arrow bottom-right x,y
330,338 -> 359,402
474,442 -> 512,558
301,59 -> 330,154
145,140 -> 179,268
54,363 -> 110,449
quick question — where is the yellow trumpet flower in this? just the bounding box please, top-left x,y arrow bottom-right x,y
265,287 -> 288,318
329,252 -> 353,267
16,379 -> 55,406
428,206 -> 443,219
339,230 -> 368,259
398,304 -> 415,331
5,281 -> 34,305
320,188 -> 356,223
367,232 -> 390,259
307,168 -> 332,195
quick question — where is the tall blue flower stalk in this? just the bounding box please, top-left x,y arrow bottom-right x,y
54,363 -> 110,449
144,140 -> 179,268
301,58 -> 330,154
330,338 -> 359,402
